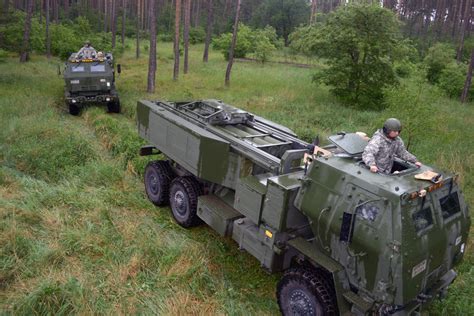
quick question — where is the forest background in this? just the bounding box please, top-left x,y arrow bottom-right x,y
1,0 -> 474,314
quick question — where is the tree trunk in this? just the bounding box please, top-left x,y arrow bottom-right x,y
147,0 -> 157,93
64,0 -> 69,18
202,0 -> 212,62
173,0 -> 181,80
457,0 -> 471,61
20,0 -> 34,62
136,0 -> 140,58
183,0 -> 191,74
3,0 -> 10,15
193,0 -> 200,27
224,0 -> 241,87
121,0 -> 126,47
310,0 -> 317,24
46,0 -> 51,59
461,49 -> 474,102
111,0 -> 117,48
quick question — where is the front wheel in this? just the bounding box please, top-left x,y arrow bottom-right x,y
277,268 -> 338,316
69,102 -> 80,116
169,176 -> 202,228
107,99 -> 121,113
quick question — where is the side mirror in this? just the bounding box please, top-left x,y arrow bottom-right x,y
117,64 -> 121,74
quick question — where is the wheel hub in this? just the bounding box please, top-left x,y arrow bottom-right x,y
148,174 -> 158,193
289,289 -> 315,315
173,190 -> 187,216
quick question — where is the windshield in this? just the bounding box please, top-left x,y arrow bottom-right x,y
71,65 -> 85,72
440,191 -> 461,219
91,64 -> 106,72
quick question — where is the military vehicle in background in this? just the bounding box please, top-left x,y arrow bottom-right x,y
137,99 -> 470,315
63,51 -> 121,115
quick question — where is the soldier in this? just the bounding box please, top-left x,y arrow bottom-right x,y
77,40 -> 97,59
362,118 -> 422,174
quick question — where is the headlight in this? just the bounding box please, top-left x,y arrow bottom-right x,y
70,80 -> 80,84
100,79 -> 106,82
107,82 -> 111,87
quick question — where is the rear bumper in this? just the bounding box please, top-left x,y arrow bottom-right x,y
66,93 -> 118,104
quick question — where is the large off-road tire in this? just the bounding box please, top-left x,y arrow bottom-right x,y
144,160 -> 175,206
277,267 -> 338,316
169,176 -> 203,228
107,99 -> 121,113
69,103 -> 80,116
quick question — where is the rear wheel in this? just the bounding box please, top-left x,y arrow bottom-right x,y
277,267 -> 338,316
107,99 -> 121,113
144,160 -> 175,206
69,102 -> 80,116
169,176 -> 202,228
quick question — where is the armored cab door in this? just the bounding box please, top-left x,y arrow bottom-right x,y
337,184 -> 395,298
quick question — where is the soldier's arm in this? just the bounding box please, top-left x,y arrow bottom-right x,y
396,139 -> 417,163
362,139 -> 379,168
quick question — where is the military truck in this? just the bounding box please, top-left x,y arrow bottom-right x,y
137,99 -> 470,315
63,52 -> 121,115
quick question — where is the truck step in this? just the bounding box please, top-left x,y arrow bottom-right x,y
197,195 -> 243,237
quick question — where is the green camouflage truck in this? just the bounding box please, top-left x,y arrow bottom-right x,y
63,52 -> 121,115
137,99 -> 470,315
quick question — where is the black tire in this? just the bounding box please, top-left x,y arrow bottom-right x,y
169,176 -> 203,228
107,99 -> 121,113
144,160 -> 175,206
277,267 -> 338,316
69,103 -> 80,116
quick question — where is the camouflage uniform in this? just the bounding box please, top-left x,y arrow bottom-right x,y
362,129 -> 417,174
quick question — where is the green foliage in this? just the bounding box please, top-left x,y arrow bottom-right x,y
0,13 -> 111,60
212,24 -> 278,61
0,11 -> 45,53
251,0 -> 310,44
297,5 -> 403,110
189,27 -> 206,44
383,75 -> 439,151
437,62 -> 470,99
0,49 -> 8,62
423,43 -> 456,84
212,24 -> 253,59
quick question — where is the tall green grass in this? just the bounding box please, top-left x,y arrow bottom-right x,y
0,40 -> 473,314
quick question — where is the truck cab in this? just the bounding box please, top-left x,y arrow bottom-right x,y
63,52 -> 121,115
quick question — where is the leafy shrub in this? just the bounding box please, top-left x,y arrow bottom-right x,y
294,5 -> 403,110
394,62 -> 416,78
158,33 -> 174,42
212,23 -> 278,61
212,24 -> 253,59
437,62 -> 471,99
189,27 -> 206,44
0,11 -> 44,53
253,36 -> 276,63
423,43 -> 456,84
0,49 -> 8,62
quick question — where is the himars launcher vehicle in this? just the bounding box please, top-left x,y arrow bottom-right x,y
63,52 -> 121,115
136,99 -> 470,315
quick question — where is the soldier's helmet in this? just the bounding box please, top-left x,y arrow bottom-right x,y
383,118 -> 402,134
84,40 -> 91,46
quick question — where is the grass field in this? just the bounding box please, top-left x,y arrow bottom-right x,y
1,41 -> 473,315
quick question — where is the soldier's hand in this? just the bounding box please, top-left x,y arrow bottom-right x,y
370,165 -> 378,173
415,161 -> 422,168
